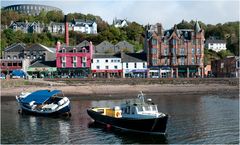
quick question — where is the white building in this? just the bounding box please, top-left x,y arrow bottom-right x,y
205,39 -> 227,52
91,54 -> 122,78
71,19 -> 97,34
122,53 -> 147,78
113,18 -> 128,28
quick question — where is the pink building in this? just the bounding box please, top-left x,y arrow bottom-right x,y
56,40 -> 93,78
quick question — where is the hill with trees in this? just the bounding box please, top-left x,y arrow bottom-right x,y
1,10 -> 239,62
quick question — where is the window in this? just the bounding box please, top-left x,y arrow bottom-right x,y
152,38 -> 157,45
97,59 -> 99,63
118,60 -> 120,62
172,57 -> 176,65
126,63 -> 128,68
114,66 -> 118,69
192,57 -> 195,65
62,48 -> 66,53
105,66 -> 109,69
197,57 -> 201,64
62,62 -> 66,68
82,57 -> 86,62
151,48 -> 157,54
180,57 -> 185,65
105,59 -> 108,63
96,66 -> 100,69
192,48 -> 195,54
197,48 -> 201,54
164,48 -> 168,55
73,56 -> 77,62
180,48 -> 185,55
111,60 -> 114,62
152,59 -> 157,65
82,62 -> 86,67
164,57 -> 168,65
73,62 -> 77,67
73,48 -> 77,53
164,39 -> 168,45
237,60 -> 240,68
172,48 -> 176,55
192,39 -> 196,45
134,63 -> 137,68
184,31 -> 188,38
7,56 -> 11,59
143,63 -> 146,68
62,56 -> 66,62
172,39 -> 176,45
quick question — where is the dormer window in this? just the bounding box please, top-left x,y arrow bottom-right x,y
82,48 -> 86,53
62,48 -> 66,53
184,31 -> 188,37
73,48 -> 77,53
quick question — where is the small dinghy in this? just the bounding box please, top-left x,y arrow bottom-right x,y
16,90 -> 71,116
87,92 -> 168,134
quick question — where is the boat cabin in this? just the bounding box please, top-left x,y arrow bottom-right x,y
92,106 -> 122,118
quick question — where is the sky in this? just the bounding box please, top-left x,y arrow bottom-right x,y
1,0 -> 239,29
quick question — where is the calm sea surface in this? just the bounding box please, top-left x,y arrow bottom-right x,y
1,94 -> 239,144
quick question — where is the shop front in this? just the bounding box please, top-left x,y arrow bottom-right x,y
27,67 -> 57,78
124,69 -> 147,78
92,70 -> 122,78
178,66 -> 201,78
57,68 -> 91,78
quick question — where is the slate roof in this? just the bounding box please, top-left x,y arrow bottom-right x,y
76,40 -> 90,48
163,28 -> 193,40
93,53 -> 121,58
205,39 -> 226,44
59,45 -> 90,53
30,60 -> 56,68
114,19 -> 127,25
115,41 -> 134,52
25,43 -> 54,52
121,53 -> 147,62
95,41 -> 114,53
4,43 -> 26,52
72,19 -> 95,26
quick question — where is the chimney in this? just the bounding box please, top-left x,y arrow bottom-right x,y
64,15 -> 69,47
56,41 -> 61,52
89,41 -> 93,59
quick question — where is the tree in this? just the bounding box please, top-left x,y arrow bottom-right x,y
217,50 -> 234,59
46,10 -> 64,23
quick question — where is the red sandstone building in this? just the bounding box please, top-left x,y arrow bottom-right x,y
145,21 -> 205,78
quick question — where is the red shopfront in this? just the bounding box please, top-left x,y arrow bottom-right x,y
92,69 -> 123,78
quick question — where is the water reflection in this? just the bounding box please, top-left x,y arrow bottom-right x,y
88,121 -> 168,144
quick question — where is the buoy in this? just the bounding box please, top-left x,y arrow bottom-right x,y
106,124 -> 111,128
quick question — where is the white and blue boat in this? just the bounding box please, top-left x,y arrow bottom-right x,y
16,90 -> 71,116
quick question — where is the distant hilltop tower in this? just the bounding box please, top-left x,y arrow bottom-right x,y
3,4 -> 62,16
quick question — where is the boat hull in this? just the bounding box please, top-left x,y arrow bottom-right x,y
20,104 -> 71,116
87,109 -> 168,134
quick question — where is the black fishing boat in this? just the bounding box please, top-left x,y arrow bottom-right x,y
87,92 -> 168,134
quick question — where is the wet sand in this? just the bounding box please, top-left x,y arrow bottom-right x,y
1,83 -> 239,101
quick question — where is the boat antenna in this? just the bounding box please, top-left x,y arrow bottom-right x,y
138,91 -> 145,104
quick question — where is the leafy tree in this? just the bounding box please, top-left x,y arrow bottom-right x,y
46,10 -> 64,23
217,50 -> 234,59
